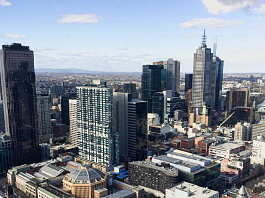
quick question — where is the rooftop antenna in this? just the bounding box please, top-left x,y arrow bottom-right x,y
202,29 -> 207,47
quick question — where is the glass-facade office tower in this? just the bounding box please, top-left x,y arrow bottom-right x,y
141,65 -> 166,112
128,100 -> 148,161
192,34 -> 213,108
112,92 -> 131,163
77,85 -> 116,167
213,56 -> 224,110
154,59 -> 181,93
192,32 -> 224,110
185,73 -> 193,93
37,94 -> 52,144
0,43 -> 40,166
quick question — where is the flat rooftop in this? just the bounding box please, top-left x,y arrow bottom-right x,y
167,182 -> 219,198
103,189 -> 135,198
210,142 -> 244,150
129,161 -> 178,177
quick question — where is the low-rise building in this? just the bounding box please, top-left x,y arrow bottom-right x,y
209,142 -> 245,159
63,165 -> 107,198
103,190 -> 136,198
165,182 -> 219,198
251,136 -> 265,166
128,161 -> 179,193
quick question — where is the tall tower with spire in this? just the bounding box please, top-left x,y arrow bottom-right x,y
192,30 -> 224,111
192,30 -> 214,108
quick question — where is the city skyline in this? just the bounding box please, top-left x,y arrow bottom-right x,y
0,0 -> 264,73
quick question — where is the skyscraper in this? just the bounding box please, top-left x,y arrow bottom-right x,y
226,88 -> 250,113
141,65 -> 166,112
112,92 -> 131,163
192,31 -> 214,108
128,100 -> 148,161
69,99 -> 79,147
77,84 -> 116,167
37,94 -> 52,144
213,56 -> 224,110
154,59 -> 181,93
0,43 -> 40,165
185,73 -> 193,93
192,31 -> 224,110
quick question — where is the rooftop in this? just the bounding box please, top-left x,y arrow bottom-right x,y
65,166 -> 105,184
103,189 -> 135,198
210,142 -> 244,150
129,161 -> 178,177
167,182 -> 219,198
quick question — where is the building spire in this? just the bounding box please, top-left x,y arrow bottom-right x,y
202,29 -> 207,47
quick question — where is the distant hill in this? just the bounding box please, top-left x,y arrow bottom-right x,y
35,68 -> 141,75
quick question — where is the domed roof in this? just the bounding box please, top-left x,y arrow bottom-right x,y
67,166 -> 105,184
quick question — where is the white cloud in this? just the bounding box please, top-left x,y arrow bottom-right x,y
253,3 -> 265,13
0,0 -> 12,6
58,14 -> 100,24
201,0 -> 258,14
4,33 -> 25,39
180,18 -> 243,28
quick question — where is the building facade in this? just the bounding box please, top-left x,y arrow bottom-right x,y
69,99 -> 79,147
226,88 -> 250,113
128,100 -> 148,161
185,73 -> 193,93
0,43 -> 40,165
37,94 -> 52,144
77,85 -> 116,167
112,92 -> 131,163
141,65 -> 166,112
192,32 -> 223,110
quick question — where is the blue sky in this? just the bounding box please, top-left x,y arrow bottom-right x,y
0,0 -> 265,73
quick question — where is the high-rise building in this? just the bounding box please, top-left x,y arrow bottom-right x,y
60,95 -> 70,125
192,31 -> 224,110
69,99 -> 79,147
154,59 -> 181,93
0,43 -> 40,165
141,65 -> 166,112
112,92 -> 131,163
192,32 -> 214,108
77,84 -> 116,167
122,83 -> 137,99
226,88 -> 250,113
185,73 -> 193,93
213,56 -> 224,110
128,100 -> 148,161
37,94 -> 52,144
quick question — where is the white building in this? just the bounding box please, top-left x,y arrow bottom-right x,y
165,182 -> 219,198
234,122 -> 252,141
209,142 -> 245,159
69,99 -> 78,147
251,136 -> 265,166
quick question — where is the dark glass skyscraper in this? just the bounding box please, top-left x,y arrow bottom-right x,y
128,100 -> 148,161
0,43 -> 40,165
213,56 -> 224,110
141,65 -> 166,112
185,73 -> 193,93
